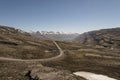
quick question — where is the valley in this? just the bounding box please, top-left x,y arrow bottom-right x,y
0,26 -> 120,80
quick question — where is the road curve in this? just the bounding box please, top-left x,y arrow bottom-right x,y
0,41 -> 65,62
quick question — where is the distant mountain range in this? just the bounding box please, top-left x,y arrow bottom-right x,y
1,25 -> 120,49
31,31 -> 79,41
74,28 -> 120,49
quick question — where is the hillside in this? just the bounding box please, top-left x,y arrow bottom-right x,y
74,28 -> 120,49
0,25 -> 85,80
0,26 -> 120,80
0,25 -> 59,59
42,31 -> 120,79
42,28 -> 120,79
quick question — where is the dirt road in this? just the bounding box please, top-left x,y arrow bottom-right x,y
0,41 -> 65,62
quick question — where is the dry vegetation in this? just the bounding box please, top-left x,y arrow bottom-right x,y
0,26 -> 59,59
0,26 -> 85,80
42,41 -> 120,80
0,26 -> 120,80
0,60 -> 86,80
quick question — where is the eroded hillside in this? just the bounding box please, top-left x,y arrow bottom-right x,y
74,28 -> 120,49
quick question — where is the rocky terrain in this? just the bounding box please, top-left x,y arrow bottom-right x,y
0,26 -> 120,80
42,28 -> 120,79
0,60 -> 86,80
0,25 -> 85,80
74,28 -> 120,49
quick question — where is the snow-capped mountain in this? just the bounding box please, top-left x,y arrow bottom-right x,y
31,31 -> 79,41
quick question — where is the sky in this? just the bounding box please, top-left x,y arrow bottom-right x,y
0,0 -> 120,33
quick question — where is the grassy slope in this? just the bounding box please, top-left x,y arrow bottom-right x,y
0,26 -> 86,80
0,26 -> 120,80
0,26 -> 59,59
42,41 -> 120,79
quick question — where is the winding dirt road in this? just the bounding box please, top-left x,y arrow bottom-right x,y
0,41 -> 65,62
